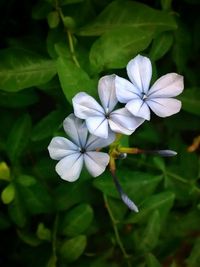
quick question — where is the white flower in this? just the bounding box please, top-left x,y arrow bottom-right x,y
72,74 -> 144,139
115,55 -> 184,120
48,114 -> 115,182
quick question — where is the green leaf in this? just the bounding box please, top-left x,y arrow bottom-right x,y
17,230 -> 41,247
56,55 -> 96,102
126,191 -> 175,224
93,170 -> 162,203
178,88 -> 200,116
0,48 -> 56,91
16,175 -> 53,214
36,223 -> 51,241
90,27 -> 153,71
0,212 -> 11,230
47,11 -> 60,29
149,32 -> 173,61
161,0 -> 173,11
78,0 -> 177,36
60,203 -> 94,236
146,253 -> 162,267
0,162 -> 10,181
31,109 -> 65,141
1,183 -> 15,204
139,210 -> 161,252
0,89 -> 39,108
186,238 -> 200,267
6,114 -> 32,162
60,0 -> 84,5
59,235 -> 87,262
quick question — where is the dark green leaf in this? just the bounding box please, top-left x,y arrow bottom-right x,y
178,87 -> 200,116
0,48 -> 56,91
17,230 -> 41,247
186,238 -> 200,267
146,253 -> 162,267
47,11 -> 60,29
36,223 -> 51,241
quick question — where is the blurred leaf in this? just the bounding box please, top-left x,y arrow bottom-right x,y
16,175 -> 53,214
126,191 -> 175,224
186,238 -> 200,267
1,183 -> 15,204
139,210 -> 161,252
31,109 -> 65,141
0,212 -> 11,230
36,223 -> 51,241
60,203 -> 94,236
178,87 -> 200,116
93,170 -> 162,203
17,230 -> 41,247
149,32 -> 173,61
6,114 -> 32,162
90,27 -> 152,71
0,48 -> 56,91
146,253 -> 162,267
60,0 -> 84,5
32,0 -> 52,20
0,162 -> 10,181
161,0 -> 173,11
59,235 -> 87,262
47,11 -> 60,29
78,0 -> 177,36
56,55 -> 96,103
0,89 -> 39,108
47,255 -> 57,267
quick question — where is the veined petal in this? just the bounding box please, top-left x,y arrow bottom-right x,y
84,151 -> 109,177
126,98 -> 151,120
73,92 -> 104,119
86,116 -> 108,139
148,73 -> 184,97
63,114 -> 88,147
98,74 -> 118,113
109,108 -> 144,135
146,98 -> 182,117
127,55 -> 152,94
86,131 -> 115,150
55,153 -> 83,182
115,75 -> 140,103
48,137 -> 78,160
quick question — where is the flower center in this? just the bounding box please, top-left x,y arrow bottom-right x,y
142,93 -> 147,101
79,147 -> 86,154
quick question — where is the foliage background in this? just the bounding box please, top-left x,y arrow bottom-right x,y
0,0 -> 200,266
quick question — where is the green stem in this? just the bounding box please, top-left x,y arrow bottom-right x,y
67,29 -> 80,68
103,194 -> 132,267
52,214 -> 59,266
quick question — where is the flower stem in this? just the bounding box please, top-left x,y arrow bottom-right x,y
103,194 -> 132,267
66,29 -> 80,68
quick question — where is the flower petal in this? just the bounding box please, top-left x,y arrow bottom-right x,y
126,98 -> 151,120
63,114 -> 88,147
86,131 -> 115,150
146,98 -> 182,117
55,153 -> 83,182
48,137 -> 78,160
148,73 -> 184,97
98,74 -> 118,113
115,75 -> 140,103
73,92 -> 104,119
84,151 -> 109,177
109,108 -> 144,135
127,54 -> 152,94
86,116 -> 108,139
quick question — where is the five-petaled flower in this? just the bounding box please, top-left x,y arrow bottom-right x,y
48,114 -> 115,182
115,55 -> 184,120
72,74 -> 144,139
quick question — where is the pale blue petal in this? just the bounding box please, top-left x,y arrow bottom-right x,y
63,114 -> 88,147
126,98 -> 151,120
55,153 -> 83,182
86,116 -> 108,139
86,131 -> 115,150
84,151 -> 110,177
48,136 -> 78,160
127,54 -> 152,94
98,74 -> 118,113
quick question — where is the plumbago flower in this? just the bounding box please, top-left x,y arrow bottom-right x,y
48,114 -> 115,181
115,55 -> 184,120
72,74 -> 144,139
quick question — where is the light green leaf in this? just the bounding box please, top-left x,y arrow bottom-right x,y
1,183 -> 15,204
6,114 -> 32,162
178,88 -> 200,116
126,191 -> 175,224
56,55 -> 96,102
47,11 -> 60,29
0,48 -> 56,91
59,235 -> 87,262
146,253 -> 162,267
90,27 -> 153,71
36,223 -> 51,241
60,203 -> 94,236
78,0 -> 177,36
0,162 -> 10,181
149,32 -> 173,61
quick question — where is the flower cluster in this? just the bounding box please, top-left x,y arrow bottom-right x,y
48,54 -> 184,211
